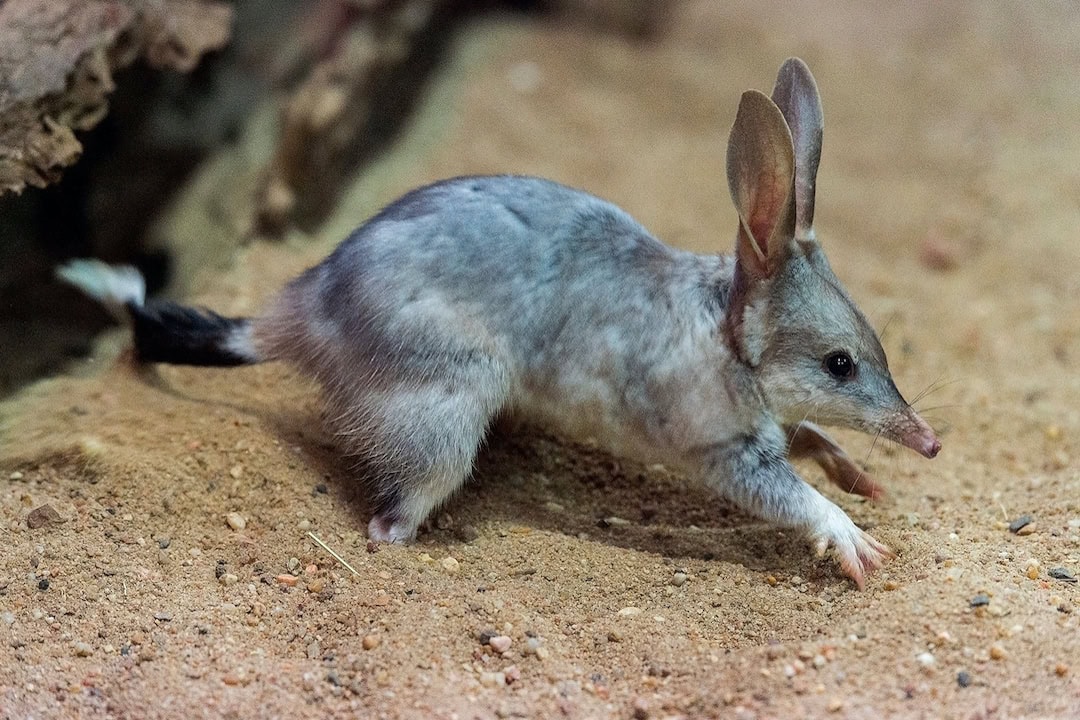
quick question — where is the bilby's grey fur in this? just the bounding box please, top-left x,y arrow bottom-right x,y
59,58 -> 939,588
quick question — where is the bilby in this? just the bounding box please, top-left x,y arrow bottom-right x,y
59,58 -> 940,588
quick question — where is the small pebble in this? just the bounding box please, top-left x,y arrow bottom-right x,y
989,644 -> 1006,661
969,594 -> 990,607
307,579 -> 325,593
1055,663 -> 1069,677
362,634 -> 380,650
671,572 -> 688,587
489,635 -> 512,653
1026,566 -> 1039,580
1016,523 -> 1037,536
479,671 -> 505,687
26,504 -> 64,529
918,234 -> 960,271
298,519 -> 312,531
504,665 -> 521,684
957,670 -> 972,688
1008,515 -> 1033,534
1,611 -> 14,626
9,471 -> 24,480
73,642 -> 93,657
287,557 -> 301,574
617,607 -> 642,617
916,652 -> 935,668
314,483 -> 328,494
276,574 -> 299,587
632,696 -> 650,719
883,580 -> 899,591
827,698 -> 843,713
219,573 -> 238,586
1048,567 -> 1077,583
157,537 -> 171,549
441,556 -> 460,573
225,512 -> 246,531
37,578 -> 49,591
528,638 -> 549,660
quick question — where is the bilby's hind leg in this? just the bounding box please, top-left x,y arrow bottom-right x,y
348,371 -> 509,543
786,421 -> 885,500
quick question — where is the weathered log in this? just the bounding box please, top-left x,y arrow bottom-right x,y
0,0 -> 232,196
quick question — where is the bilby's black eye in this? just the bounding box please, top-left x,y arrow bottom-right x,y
825,351 -> 855,379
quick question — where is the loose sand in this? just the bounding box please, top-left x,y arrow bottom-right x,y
2,2 -> 1078,717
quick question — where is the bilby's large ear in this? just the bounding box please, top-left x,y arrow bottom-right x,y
771,57 -> 823,237
726,89 -> 796,281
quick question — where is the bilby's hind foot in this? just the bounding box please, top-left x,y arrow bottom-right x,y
367,514 -> 418,543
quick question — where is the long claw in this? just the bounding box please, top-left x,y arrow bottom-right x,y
816,527 -> 893,589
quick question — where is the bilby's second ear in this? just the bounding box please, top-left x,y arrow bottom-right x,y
726,89 -> 796,281
771,57 -> 824,237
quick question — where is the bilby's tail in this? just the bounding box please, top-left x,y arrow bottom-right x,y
56,259 -> 260,367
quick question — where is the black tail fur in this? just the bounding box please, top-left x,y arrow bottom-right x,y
129,301 -> 257,367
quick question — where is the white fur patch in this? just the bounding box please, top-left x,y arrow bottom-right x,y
56,259 -> 146,314
740,295 -> 769,366
221,322 -> 260,363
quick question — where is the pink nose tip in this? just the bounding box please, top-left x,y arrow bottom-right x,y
923,437 -> 941,459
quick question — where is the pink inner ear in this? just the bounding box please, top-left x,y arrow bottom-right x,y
747,179 -> 788,258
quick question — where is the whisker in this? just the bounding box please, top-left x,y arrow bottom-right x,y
877,310 -> 900,342
911,403 -> 959,413
786,402 -> 817,455
909,375 -> 962,407
863,424 -> 885,467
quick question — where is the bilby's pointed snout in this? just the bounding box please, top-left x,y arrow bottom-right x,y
893,407 -> 941,459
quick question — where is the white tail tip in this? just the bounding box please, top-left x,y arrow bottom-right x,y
56,259 -> 146,312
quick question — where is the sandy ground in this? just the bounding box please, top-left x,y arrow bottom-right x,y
2,1 -> 1080,718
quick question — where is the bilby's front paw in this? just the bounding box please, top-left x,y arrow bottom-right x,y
812,512 -> 894,590
367,515 -> 418,543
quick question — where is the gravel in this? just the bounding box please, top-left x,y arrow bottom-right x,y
1008,515 -> 1033,533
